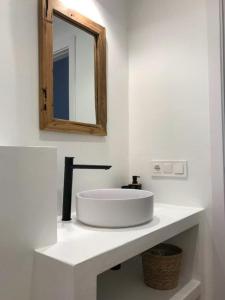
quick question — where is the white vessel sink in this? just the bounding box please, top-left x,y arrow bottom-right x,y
76,189 -> 154,228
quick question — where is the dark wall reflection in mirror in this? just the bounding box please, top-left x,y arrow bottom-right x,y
53,48 -> 69,120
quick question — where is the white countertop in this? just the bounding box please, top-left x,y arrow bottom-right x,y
36,203 -> 203,268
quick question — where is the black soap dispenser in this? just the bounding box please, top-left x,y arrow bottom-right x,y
122,176 -> 142,190
129,176 -> 142,189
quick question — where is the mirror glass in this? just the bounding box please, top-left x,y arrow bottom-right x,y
53,15 -> 96,124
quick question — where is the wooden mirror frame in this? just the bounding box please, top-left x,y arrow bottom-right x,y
39,0 -> 107,135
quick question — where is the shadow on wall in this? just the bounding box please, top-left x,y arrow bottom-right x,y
8,0 -> 40,143
39,130 -> 107,143
94,0 -> 128,24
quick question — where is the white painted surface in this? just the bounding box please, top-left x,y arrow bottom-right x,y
36,204 -> 203,267
33,203 -> 203,300
0,0 -> 129,215
172,280 -> 201,300
76,189 -> 154,227
128,0 -> 211,208
0,146 -> 57,300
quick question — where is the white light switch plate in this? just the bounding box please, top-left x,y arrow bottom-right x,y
152,160 -> 188,178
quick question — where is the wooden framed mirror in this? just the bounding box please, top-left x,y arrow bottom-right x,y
39,0 -> 107,135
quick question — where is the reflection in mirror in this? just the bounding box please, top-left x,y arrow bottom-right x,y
53,15 -> 96,124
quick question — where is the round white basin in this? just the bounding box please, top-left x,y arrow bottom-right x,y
76,189 -> 154,228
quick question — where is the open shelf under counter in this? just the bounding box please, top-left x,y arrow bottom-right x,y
98,254 -> 201,300
33,203 -> 204,300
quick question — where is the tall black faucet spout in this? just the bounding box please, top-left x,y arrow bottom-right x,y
62,157 -> 112,221
62,157 -> 74,221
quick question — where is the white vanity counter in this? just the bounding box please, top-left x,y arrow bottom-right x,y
36,203 -> 203,266
33,203 -> 203,300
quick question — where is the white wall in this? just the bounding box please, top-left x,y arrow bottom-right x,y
0,0 -> 129,215
128,0 -> 211,207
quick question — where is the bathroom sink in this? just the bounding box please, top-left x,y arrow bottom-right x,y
76,189 -> 154,228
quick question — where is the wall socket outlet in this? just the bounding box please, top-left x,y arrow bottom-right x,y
152,160 -> 188,178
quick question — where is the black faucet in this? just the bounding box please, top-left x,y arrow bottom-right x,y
62,157 -> 112,221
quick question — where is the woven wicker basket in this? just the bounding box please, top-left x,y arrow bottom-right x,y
142,243 -> 183,290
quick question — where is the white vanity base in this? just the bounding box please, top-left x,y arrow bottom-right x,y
136,279 -> 201,300
32,203 -> 203,300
